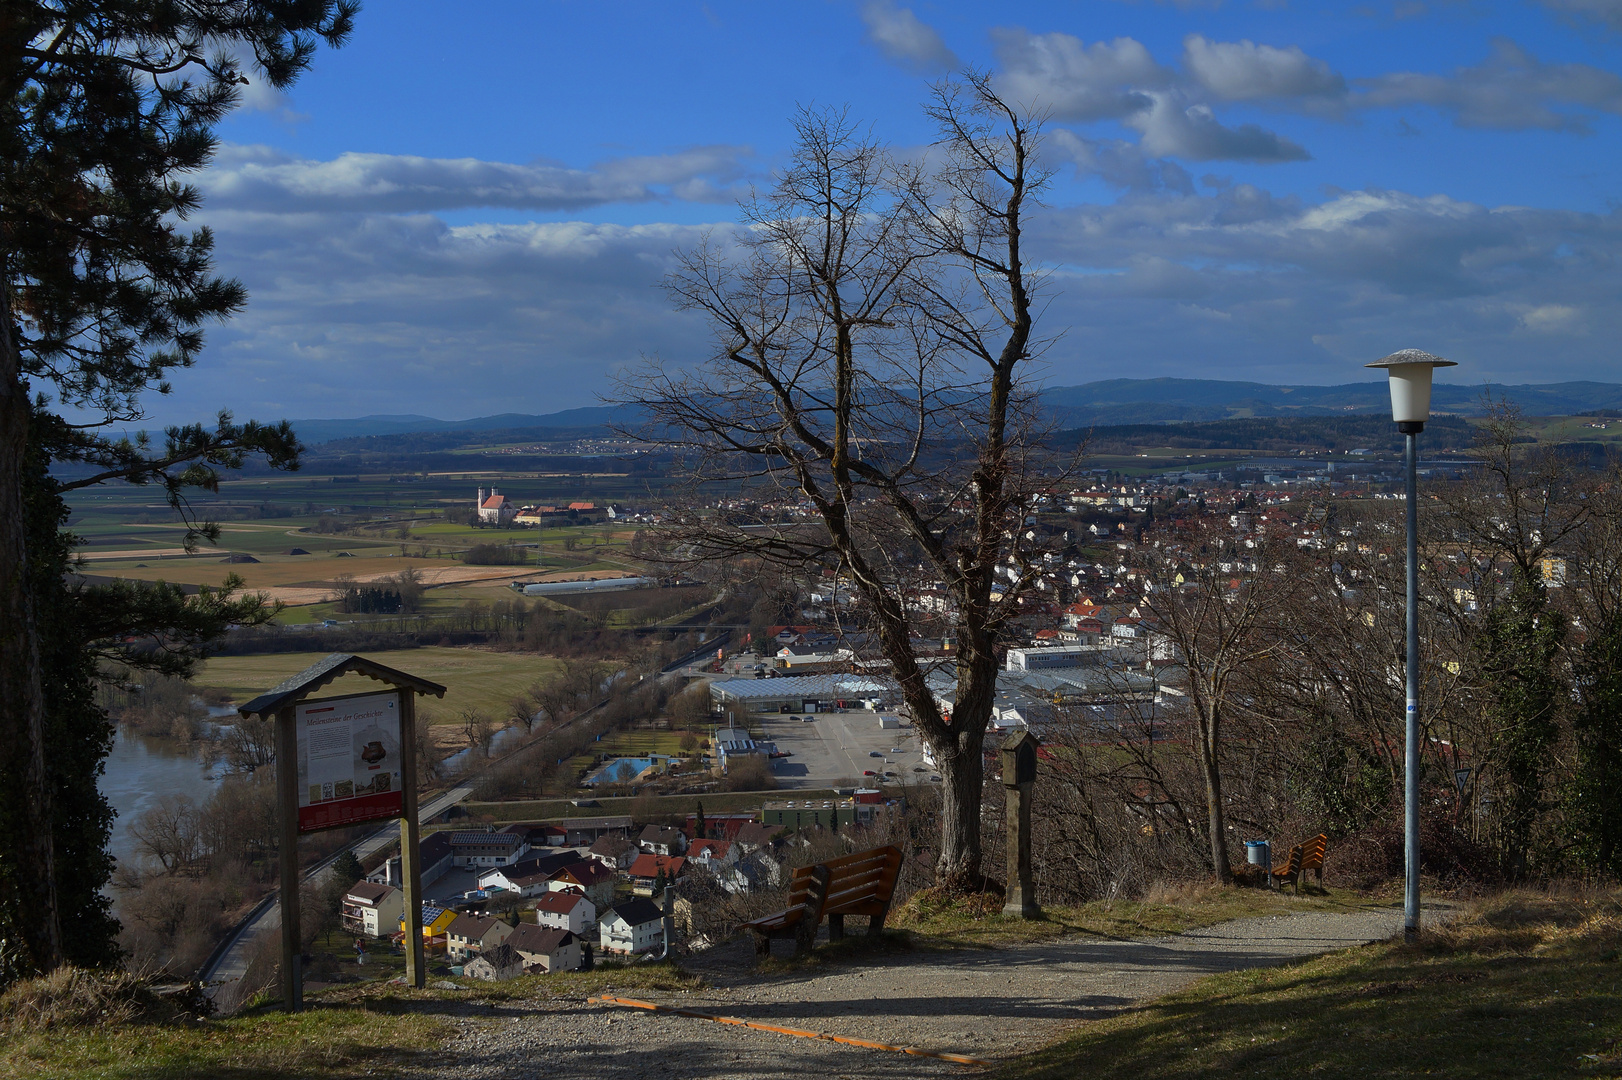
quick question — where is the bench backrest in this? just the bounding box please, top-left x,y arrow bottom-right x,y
1299,833 -> 1327,870
784,845 -> 902,920
1273,844 -> 1302,876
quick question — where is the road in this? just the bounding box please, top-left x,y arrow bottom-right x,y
199,780 -> 477,998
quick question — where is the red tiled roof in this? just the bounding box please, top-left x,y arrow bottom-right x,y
688,840 -> 731,859
534,891 -> 590,914
627,854 -> 686,879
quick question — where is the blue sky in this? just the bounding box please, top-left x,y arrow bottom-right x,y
157,0 -> 1622,424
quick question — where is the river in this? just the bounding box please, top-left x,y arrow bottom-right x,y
101,726 -> 225,879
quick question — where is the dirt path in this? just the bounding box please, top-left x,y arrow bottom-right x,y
400,903 -> 1449,1080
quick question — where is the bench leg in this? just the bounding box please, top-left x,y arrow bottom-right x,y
794,921 -> 816,955
752,931 -> 771,959
828,914 -> 844,942
868,908 -> 888,936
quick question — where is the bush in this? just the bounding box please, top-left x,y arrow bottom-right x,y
463,543 -> 529,566
1331,812 -> 1500,890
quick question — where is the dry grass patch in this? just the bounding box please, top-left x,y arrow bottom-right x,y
0,961 -> 704,1080
1000,887 -> 1622,1080
892,882 -> 1374,949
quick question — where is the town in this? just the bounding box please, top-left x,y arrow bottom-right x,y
6,4 -> 1622,1078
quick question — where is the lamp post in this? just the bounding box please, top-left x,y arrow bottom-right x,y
1365,349 -> 1456,943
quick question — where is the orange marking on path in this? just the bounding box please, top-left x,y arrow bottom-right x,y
588,995 -> 992,1068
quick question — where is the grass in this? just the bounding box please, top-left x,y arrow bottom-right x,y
891,880 -> 1382,949
0,961 -> 701,1080
192,647 -> 564,718
997,888 -> 1622,1080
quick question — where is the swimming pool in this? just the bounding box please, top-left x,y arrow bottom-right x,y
584,755 -> 659,786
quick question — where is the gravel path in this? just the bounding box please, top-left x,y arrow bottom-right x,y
397,903 -> 1448,1080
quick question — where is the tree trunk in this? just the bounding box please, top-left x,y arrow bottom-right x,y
931,727 -> 987,889
1198,705 -> 1233,884
0,280 -> 62,972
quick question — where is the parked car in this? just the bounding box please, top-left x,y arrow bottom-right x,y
863,769 -> 877,776
890,747 -> 905,753
788,715 -> 802,721
869,751 -> 884,758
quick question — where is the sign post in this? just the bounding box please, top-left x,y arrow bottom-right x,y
1001,730 -> 1040,920
240,654 -> 446,1013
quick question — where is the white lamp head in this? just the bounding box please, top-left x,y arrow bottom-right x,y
1365,349 -> 1457,432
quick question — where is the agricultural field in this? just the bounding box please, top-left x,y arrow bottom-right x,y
191,647 -> 564,722
60,465 -> 658,618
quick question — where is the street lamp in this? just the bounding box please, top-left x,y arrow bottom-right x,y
1366,348 -> 1456,943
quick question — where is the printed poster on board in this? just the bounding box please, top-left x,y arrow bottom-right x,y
295,691 -> 404,833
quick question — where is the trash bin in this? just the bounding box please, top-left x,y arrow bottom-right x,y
1245,839 -> 1271,868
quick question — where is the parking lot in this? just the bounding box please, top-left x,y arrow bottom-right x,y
755,708 -> 935,790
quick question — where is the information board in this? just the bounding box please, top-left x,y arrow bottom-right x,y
295,691 -> 404,833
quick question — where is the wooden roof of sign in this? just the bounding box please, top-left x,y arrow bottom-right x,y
237,652 -> 448,718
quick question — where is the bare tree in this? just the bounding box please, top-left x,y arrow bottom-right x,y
129,795 -> 203,875
216,715 -> 277,773
618,75 -> 1059,889
1138,526 -> 1305,882
460,708 -> 498,758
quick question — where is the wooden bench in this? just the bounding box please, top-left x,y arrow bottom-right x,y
740,845 -> 903,958
1271,833 -> 1327,892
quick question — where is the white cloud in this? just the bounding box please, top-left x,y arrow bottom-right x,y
1360,38 -> 1622,132
1182,35 -> 1345,102
992,29 -> 1170,120
1024,184 -> 1622,382
199,144 -> 753,214
861,1 -> 958,73
174,209 -> 720,421
1520,304 -> 1583,332
1127,93 -> 1311,162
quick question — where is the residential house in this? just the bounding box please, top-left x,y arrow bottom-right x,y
638,824 -> 687,856
463,942 -> 524,981
398,904 -> 458,951
507,924 -> 582,973
549,860 -> 616,910
533,890 -> 595,935
685,839 -> 736,869
341,881 -> 403,939
478,851 -> 579,895
588,834 -> 638,870
627,854 -> 686,896
599,898 -> 665,956
474,866 -> 554,899
732,821 -> 786,853
445,913 -> 513,962
711,850 -> 783,895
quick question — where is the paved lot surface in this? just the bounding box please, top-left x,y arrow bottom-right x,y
399,903 -> 1448,1080
762,709 -> 934,790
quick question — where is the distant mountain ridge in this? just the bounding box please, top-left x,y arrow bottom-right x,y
287,379 -> 1622,445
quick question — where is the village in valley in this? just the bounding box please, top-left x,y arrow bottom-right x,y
11,4 -> 1622,1077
